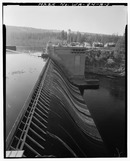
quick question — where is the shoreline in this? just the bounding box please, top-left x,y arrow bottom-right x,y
85,71 -> 125,79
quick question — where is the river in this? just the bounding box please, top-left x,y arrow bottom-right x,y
83,76 -> 126,156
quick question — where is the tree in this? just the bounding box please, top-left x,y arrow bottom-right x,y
71,33 -> 77,42
61,30 -> 65,40
80,34 -> 86,43
77,31 -> 81,43
115,34 -> 125,55
64,31 -> 67,40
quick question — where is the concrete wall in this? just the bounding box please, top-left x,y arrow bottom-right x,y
48,46 -> 86,77
6,46 -> 16,51
59,53 -> 86,76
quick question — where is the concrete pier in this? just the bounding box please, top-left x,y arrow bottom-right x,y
47,44 -> 99,95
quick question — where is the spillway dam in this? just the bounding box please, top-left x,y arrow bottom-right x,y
6,57 -> 109,158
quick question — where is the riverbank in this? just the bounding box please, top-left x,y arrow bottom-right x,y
85,48 -> 125,78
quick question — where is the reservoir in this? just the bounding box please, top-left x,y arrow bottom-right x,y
6,52 -> 126,156
6,52 -> 46,138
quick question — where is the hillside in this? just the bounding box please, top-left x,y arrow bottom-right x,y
5,25 -> 121,48
5,26 -> 61,48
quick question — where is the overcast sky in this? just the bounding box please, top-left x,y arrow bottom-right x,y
3,5 -> 127,35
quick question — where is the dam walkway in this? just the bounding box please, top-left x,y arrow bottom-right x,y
6,58 -> 108,157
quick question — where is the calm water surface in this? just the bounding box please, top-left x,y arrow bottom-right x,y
83,76 -> 126,156
6,52 -> 46,138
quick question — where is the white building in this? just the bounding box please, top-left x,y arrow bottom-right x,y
92,42 -> 104,48
104,42 -> 115,47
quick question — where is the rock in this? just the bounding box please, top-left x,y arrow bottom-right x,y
107,58 -> 115,65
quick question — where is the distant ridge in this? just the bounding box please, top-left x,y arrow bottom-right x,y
6,25 -> 61,33
5,25 -> 62,47
5,25 -> 121,48
5,25 -> 118,36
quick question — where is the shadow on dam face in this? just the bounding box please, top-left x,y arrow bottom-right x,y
6,59 -> 110,158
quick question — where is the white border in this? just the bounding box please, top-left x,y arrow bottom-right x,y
0,1 -> 129,161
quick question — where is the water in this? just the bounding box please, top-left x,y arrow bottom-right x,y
83,76 -> 126,156
6,52 -> 46,138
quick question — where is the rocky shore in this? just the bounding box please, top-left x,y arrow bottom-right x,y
85,48 -> 125,78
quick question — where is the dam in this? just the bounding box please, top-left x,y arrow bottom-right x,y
6,44 -> 109,157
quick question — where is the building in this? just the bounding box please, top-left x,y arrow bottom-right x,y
104,42 -> 116,47
6,46 -> 16,51
83,42 -> 91,48
92,42 -> 104,48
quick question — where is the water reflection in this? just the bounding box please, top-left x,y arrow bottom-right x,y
109,86 -> 125,100
6,52 -> 46,138
100,77 -> 125,100
83,76 -> 126,156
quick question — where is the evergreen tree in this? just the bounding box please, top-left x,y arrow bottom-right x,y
61,30 -> 65,40
77,31 -> 81,43
115,34 -> 125,55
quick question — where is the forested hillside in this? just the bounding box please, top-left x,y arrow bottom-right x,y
6,26 -> 61,47
6,25 -> 121,47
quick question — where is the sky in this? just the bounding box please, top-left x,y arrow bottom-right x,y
3,5 -> 127,35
